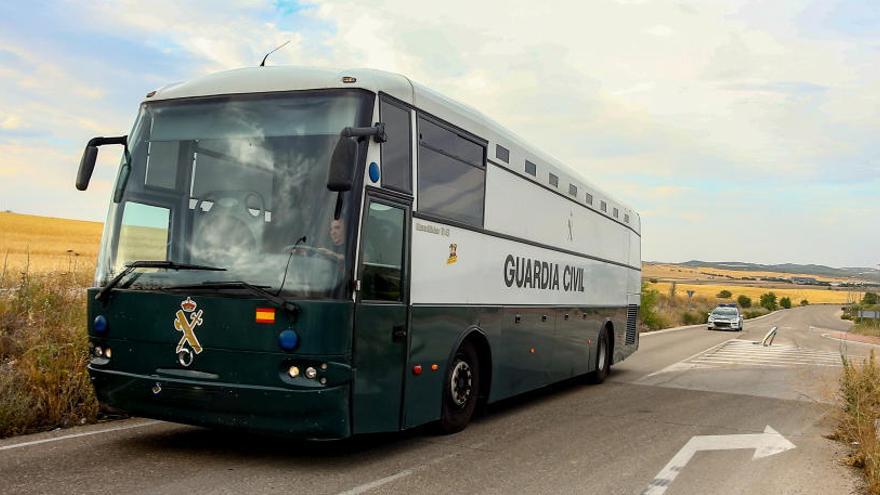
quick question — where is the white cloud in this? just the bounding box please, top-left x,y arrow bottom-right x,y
0,0 -> 877,265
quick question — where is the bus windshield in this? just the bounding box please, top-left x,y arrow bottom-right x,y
95,89 -> 373,299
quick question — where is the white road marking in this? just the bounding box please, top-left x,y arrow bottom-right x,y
643,340 -> 735,378
647,339 -> 842,376
0,420 -> 161,452
336,469 -> 415,495
642,425 -> 796,495
336,443 -> 484,495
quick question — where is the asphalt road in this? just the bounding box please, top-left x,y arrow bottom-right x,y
1,305 -> 872,494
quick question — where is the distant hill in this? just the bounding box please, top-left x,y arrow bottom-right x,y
674,260 -> 880,283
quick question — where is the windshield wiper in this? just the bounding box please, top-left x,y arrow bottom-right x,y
95,260 -> 226,302
166,281 -> 299,316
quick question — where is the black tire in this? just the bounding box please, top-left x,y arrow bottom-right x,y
438,341 -> 480,434
587,327 -> 611,384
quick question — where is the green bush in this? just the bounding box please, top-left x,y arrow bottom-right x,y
760,292 -> 778,311
716,289 -> 732,299
640,282 -> 667,330
737,294 -> 752,308
865,292 -> 879,306
800,299 -> 809,306
780,297 -> 792,309
682,311 -> 708,325
743,308 -> 769,319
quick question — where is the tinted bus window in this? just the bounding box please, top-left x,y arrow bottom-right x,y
380,98 -> 412,193
417,116 -> 485,226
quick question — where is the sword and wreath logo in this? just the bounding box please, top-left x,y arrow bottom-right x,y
173,297 -> 204,366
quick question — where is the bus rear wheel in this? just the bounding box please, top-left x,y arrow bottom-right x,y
438,341 -> 480,434
587,327 -> 611,384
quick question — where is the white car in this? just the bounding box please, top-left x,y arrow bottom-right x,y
708,306 -> 743,331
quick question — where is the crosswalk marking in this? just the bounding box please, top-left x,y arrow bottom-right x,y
649,339 -> 843,376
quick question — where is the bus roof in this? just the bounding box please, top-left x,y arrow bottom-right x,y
147,66 -> 640,231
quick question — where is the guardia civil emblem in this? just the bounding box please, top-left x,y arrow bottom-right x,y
173,297 -> 204,367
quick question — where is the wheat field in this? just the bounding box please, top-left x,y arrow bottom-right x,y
648,281 -> 862,305
0,212 -> 102,275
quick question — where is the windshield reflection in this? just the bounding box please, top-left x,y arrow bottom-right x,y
95,90 -> 373,299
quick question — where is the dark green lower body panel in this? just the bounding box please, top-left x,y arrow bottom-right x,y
402,305 -> 636,430
89,367 -> 351,439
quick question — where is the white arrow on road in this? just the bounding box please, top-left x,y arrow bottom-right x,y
642,425 -> 796,495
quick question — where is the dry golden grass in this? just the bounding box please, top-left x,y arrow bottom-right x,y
648,281 -> 862,305
836,352 -> 880,494
643,262 -> 859,284
0,212 -> 103,274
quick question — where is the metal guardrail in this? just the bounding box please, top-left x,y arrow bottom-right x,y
761,326 -> 778,347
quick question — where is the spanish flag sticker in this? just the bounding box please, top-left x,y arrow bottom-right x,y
255,307 -> 276,324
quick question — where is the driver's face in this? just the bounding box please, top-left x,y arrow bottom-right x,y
329,219 -> 345,246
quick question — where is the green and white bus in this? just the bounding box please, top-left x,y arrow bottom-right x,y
77,67 -> 641,439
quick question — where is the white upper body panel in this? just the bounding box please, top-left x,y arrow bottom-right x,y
145,66 -> 640,237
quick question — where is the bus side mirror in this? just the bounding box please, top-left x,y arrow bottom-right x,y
327,136 -> 357,192
76,145 -> 99,191
76,135 -> 128,191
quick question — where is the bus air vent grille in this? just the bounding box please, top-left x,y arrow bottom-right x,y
625,305 -> 638,345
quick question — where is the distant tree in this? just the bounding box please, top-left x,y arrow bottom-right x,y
863,292 -> 879,306
717,289 -> 732,299
669,281 -> 678,301
800,299 -> 809,306
759,292 -> 778,311
780,297 -> 792,309
649,278 -> 658,284
737,295 -> 752,308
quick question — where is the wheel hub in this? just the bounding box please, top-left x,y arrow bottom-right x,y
450,360 -> 473,407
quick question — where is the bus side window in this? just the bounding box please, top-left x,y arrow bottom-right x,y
361,202 -> 405,301
416,116 -> 486,227
379,97 -> 412,194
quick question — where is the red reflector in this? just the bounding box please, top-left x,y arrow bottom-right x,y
255,308 -> 276,324
412,365 -> 423,375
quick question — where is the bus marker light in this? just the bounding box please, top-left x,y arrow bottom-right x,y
94,315 -> 108,334
431,364 -> 439,372
342,76 -> 357,83
305,367 -> 317,379
256,308 -> 276,324
278,329 -> 299,351
412,365 -> 422,375
320,377 -> 327,385
104,347 -> 112,359
529,347 -> 536,354
288,366 -> 300,378
94,346 -> 103,357
369,162 -> 380,183
320,363 -> 328,370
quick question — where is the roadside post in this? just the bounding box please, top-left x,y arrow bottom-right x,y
687,290 -> 695,311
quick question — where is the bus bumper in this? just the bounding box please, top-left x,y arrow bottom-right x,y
88,366 -> 351,439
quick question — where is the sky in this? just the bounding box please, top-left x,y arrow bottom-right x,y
0,0 -> 877,267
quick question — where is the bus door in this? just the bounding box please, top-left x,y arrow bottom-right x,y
352,194 -> 410,433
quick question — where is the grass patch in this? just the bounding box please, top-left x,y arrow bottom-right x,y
0,266 -> 99,438
836,351 -> 880,494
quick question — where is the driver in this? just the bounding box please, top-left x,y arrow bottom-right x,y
317,217 -> 346,263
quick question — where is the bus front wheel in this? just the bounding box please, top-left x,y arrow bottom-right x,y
587,327 -> 611,384
438,341 -> 480,434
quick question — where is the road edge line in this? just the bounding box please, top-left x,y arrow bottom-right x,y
0,420 -> 161,452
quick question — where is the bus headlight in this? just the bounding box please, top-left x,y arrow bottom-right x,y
305,367 -> 317,379
288,366 -> 300,378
